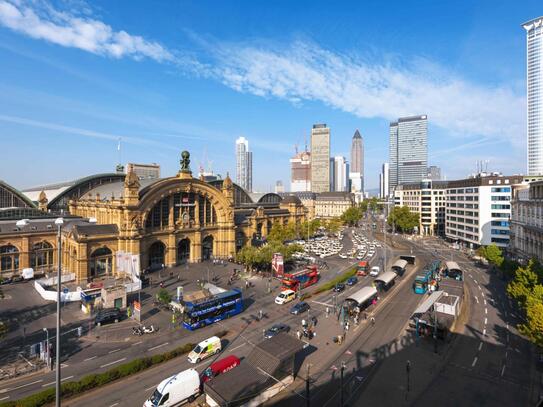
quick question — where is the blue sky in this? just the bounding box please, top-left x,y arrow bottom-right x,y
0,0 -> 540,192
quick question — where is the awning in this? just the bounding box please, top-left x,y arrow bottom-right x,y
392,259 -> 408,269
374,271 -> 397,285
412,291 -> 444,317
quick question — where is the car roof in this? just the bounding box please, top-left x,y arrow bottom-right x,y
281,289 -> 295,294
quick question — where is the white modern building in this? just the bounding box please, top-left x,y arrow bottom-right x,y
330,156 -> 349,192
510,180 -> 543,261
394,180 -> 447,236
389,115 -> 428,194
310,124 -> 331,193
523,17 -> 543,175
236,136 -> 253,192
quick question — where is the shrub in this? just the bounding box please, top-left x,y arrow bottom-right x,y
313,267 -> 357,294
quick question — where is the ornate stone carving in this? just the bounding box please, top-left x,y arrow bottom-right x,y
180,150 -> 191,172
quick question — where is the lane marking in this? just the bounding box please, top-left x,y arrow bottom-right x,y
41,376 -> 74,388
474,296 -> 479,304
228,343 -> 246,353
483,299 -> 487,305
148,342 -> 169,352
483,328 -> 486,336
506,323 -> 509,330
479,286 -> 483,292
484,318 -> 487,325
100,358 -> 126,369
472,357 -> 478,367
0,380 -> 43,393
478,342 -> 483,351
110,403 -> 119,407
485,308 -> 488,315
84,356 -> 97,362
474,279 -> 478,284
131,340 -> 143,346
501,365 -> 506,377
0,396 -> 9,401
505,351 -> 508,358
108,348 -> 121,354
145,385 -> 156,392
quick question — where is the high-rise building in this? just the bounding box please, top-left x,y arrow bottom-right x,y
310,124 -> 331,193
235,137 -> 253,191
125,163 -> 160,179
349,130 -> 364,192
274,180 -> 285,193
380,163 -> 389,198
427,166 -> 441,181
523,17 -> 543,175
290,151 -> 311,192
389,115 -> 428,194
331,156 -> 349,192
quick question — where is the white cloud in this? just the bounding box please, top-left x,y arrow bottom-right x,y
0,0 -> 173,61
209,40 -> 525,142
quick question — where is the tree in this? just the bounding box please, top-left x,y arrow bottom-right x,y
156,288 -> 172,305
478,244 -> 504,268
369,197 -> 380,212
341,207 -> 362,226
0,321 -> 7,339
325,218 -> 343,234
359,200 -> 369,213
267,223 -> 296,244
520,301 -> 543,346
387,206 -> 419,233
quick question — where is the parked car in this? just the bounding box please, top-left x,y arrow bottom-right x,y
369,266 -> 380,277
290,301 -> 310,315
275,289 -> 296,305
346,276 -> 358,286
264,323 -> 290,339
188,336 -> 221,364
144,368 -> 200,406
333,283 -> 345,292
94,308 -> 123,326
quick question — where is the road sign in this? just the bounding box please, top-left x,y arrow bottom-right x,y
63,287 -> 69,294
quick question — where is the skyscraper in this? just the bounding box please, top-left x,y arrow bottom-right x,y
331,156 -> 349,192
427,165 -> 441,181
290,150 -> 311,192
523,17 -> 543,175
274,180 -> 284,193
310,124 -> 331,193
389,115 -> 428,194
380,162 -> 389,199
236,136 -> 253,191
349,130 -> 364,192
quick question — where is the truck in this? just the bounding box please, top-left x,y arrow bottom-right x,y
281,265 -> 319,292
357,261 -> 369,276
143,368 -> 200,406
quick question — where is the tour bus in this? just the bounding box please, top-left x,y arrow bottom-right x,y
374,271 -> 398,292
357,261 -> 369,276
182,289 -> 243,331
391,259 -> 408,276
344,286 -> 378,313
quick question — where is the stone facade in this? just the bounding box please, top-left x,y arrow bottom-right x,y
510,181 -> 543,261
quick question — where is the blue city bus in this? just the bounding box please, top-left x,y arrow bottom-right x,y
182,288 -> 243,330
412,261 -> 441,295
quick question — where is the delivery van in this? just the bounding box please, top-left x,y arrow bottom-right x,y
188,336 -> 221,364
143,368 -> 200,406
201,355 -> 241,384
275,289 -> 296,305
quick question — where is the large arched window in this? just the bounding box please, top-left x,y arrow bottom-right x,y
89,247 -> 112,278
30,241 -> 54,270
177,239 -> 190,264
0,245 -> 19,272
145,192 -> 218,229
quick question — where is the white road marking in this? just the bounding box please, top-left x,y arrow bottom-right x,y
132,341 -> 143,346
100,358 -> 126,368
109,403 -> 119,407
501,365 -> 506,376
474,279 -> 478,284
0,379 -> 43,393
42,376 -> 74,387
472,357 -> 478,367
148,342 -> 169,352
474,296 -> 479,304
228,343 -> 246,353
84,356 -> 97,362
311,300 -> 333,307
0,396 -> 9,401
145,385 -> 156,392
506,323 -> 509,330
479,286 -> 483,292
485,308 -> 488,314
484,318 -> 487,325
483,329 -> 486,336
478,342 -> 483,351
505,351 -> 508,358
109,348 -> 121,354
483,299 -> 487,305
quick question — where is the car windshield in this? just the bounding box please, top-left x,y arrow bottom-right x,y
278,293 -> 286,298
193,345 -> 203,353
203,367 -> 212,377
270,326 -> 279,332
149,389 -> 162,405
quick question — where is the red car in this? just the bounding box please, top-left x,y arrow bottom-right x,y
201,355 -> 240,384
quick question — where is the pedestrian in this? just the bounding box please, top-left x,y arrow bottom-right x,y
370,316 -> 375,326
245,280 -> 250,289
296,330 -> 301,340
345,321 -> 350,331
301,318 -> 307,328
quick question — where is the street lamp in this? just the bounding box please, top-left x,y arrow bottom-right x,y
54,217 -> 63,407
43,328 -> 49,369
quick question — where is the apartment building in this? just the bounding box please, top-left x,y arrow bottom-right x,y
314,192 -> 355,219
510,180 -> 543,261
393,180 -> 447,236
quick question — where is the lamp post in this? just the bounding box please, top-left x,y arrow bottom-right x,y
54,217 -> 63,407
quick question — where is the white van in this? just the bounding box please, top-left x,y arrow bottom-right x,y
188,336 -> 221,364
275,289 -> 296,305
143,368 -> 200,406
369,266 -> 380,277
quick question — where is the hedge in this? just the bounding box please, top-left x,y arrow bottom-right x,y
0,330 -> 228,407
313,266 -> 357,294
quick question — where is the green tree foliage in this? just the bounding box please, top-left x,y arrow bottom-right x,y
369,197 -> 380,212
267,222 -> 297,243
507,259 -> 543,347
235,242 -> 303,271
387,206 -> 419,233
477,244 -> 504,268
325,218 -> 343,233
359,200 -> 369,213
156,288 -> 172,305
341,206 -> 363,226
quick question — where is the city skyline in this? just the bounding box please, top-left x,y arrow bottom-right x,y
0,1 -> 540,192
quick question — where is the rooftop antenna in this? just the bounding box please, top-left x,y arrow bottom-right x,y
116,138 -> 124,173
294,143 -> 299,155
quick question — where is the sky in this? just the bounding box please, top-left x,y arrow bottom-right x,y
0,0 -> 540,192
